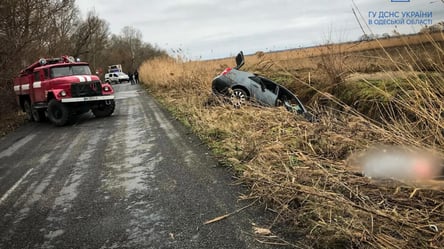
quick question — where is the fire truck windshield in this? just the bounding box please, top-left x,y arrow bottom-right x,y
50,65 -> 92,78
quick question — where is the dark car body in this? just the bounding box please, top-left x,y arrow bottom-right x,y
212,51 -> 313,119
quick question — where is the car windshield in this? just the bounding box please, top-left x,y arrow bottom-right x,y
50,65 -> 92,78
277,87 -> 304,113
284,98 -> 303,113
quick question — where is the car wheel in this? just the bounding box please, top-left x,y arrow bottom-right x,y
47,99 -> 70,126
230,88 -> 248,108
31,107 -> 46,122
23,100 -> 33,121
92,100 -> 115,118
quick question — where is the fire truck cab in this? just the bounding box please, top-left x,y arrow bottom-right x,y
13,56 -> 115,126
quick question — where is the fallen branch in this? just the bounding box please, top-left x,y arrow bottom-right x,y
203,200 -> 257,225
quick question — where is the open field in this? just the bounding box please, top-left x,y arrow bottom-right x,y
258,31 -> 444,59
140,32 -> 444,248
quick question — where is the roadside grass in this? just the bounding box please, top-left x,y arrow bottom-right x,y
0,112 -> 25,137
0,83 -> 24,138
139,33 -> 444,248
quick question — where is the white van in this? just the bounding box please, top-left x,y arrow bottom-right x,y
104,72 -> 129,84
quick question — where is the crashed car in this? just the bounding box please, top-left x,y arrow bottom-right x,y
212,51 -> 314,120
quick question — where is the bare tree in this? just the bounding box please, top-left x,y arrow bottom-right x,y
46,2 -> 79,55
105,26 -> 167,73
121,26 -> 142,71
0,0 -> 76,116
0,2 -> 166,119
70,11 -> 109,60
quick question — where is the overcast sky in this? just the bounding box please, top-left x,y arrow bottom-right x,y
75,0 -> 444,60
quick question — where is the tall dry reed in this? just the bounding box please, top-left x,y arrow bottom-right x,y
139,32 -> 444,248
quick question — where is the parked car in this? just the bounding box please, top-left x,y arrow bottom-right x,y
104,72 -> 129,84
212,51 -> 314,121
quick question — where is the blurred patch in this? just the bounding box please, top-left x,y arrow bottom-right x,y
350,146 -> 443,181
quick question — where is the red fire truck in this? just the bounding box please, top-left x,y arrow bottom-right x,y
13,56 -> 115,126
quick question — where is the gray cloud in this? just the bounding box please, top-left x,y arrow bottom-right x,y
76,0 -> 444,59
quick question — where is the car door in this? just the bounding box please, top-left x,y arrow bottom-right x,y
248,76 -> 278,106
32,70 -> 45,103
106,73 -> 117,83
105,73 -> 111,82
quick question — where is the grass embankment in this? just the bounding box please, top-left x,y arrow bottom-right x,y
140,33 -> 444,248
0,84 -> 24,137
0,113 -> 25,137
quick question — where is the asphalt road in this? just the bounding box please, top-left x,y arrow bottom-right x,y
0,83 -> 278,249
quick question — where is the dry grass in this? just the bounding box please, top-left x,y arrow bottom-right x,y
0,112 -> 25,137
139,32 -> 444,248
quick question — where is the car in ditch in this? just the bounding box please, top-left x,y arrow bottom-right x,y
212,51 -> 314,121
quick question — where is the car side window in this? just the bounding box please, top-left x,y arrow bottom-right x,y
248,76 -> 266,91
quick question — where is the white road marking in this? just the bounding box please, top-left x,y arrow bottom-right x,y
151,103 -> 180,140
0,168 -> 34,206
114,90 -> 139,100
0,134 -> 36,159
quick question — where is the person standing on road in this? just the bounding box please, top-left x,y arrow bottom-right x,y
128,72 -> 134,85
134,70 -> 139,84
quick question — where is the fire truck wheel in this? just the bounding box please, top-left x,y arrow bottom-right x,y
31,108 -> 46,122
23,100 -> 33,121
92,100 -> 115,118
47,99 -> 70,126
